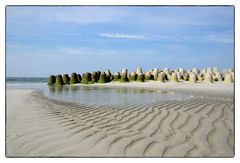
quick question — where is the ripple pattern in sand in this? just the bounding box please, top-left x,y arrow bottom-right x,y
7,89 -> 234,157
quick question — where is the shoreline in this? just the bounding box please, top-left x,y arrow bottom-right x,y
63,81 -> 234,94
6,80 -> 234,91
6,83 -> 234,157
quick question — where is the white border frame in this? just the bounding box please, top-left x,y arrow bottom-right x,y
1,0 -> 239,162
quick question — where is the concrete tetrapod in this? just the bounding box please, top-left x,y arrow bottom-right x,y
207,67 -> 213,74
183,73 -> 189,81
82,72 -> 92,84
105,69 -> 111,82
224,74 -> 233,83
70,73 -> 78,85
189,73 -> 197,83
136,67 -> 143,75
136,73 -> 144,82
77,74 -> 82,83
231,72 -> 234,82
157,73 -> 164,82
204,73 -> 213,83
171,73 -> 178,82
192,68 -> 199,75
113,72 -> 120,81
63,74 -> 70,85
176,72 -> 183,81
91,71 -> 98,83
145,72 -> 152,80
47,75 -> 56,85
55,75 -> 64,86
152,68 -> 159,80
120,73 -> 129,83
130,72 -> 137,81
215,72 -> 222,82
121,68 -> 128,75
99,72 -> 107,83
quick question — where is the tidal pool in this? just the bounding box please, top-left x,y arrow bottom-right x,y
7,83 -> 191,107
46,85 -> 191,106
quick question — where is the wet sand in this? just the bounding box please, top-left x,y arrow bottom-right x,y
6,81 -> 234,157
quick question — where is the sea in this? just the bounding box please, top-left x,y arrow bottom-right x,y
6,77 -> 190,107
7,77 -> 48,84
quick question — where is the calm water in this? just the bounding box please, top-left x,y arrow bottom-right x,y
7,77 -> 190,107
7,77 -> 48,84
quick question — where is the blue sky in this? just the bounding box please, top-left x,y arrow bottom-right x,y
6,6 -> 234,77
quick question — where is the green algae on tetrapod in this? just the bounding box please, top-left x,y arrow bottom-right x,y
136,73 -> 144,82
113,72 -> 120,81
91,71 -> 98,83
99,72 -> 107,83
120,73 -> 129,83
77,74 -> 82,83
96,71 -> 101,80
47,75 -> 56,85
82,72 -> 92,84
63,74 -> 70,84
70,73 -> 78,85
55,75 -> 64,86
130,72 -> 137,81
145,72 -> 152,80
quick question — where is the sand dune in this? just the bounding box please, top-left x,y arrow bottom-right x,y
6,84 -> 234,157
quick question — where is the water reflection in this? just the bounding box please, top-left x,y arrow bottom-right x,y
7,83 -> 190,107
48,85 -> 169,95
45,85 -> 189,107
70,86 -> 78,92
63,86 -> 70,92
56,85 -> 63,92
48,85 -> 56,94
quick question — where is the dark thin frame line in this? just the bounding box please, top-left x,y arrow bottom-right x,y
5,5 -> 235,158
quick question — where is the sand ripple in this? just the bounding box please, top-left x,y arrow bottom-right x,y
6,89 -> 234,157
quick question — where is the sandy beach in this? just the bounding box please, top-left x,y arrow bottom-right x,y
6,81 -> 234,157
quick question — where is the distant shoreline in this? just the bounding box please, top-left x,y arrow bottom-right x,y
7,80 -> 234,92
60,80 -> 234,92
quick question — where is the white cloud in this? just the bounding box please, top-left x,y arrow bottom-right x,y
99,32 -> 233,44
99,33 -> 147,40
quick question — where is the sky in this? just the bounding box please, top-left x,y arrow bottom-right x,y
6,6 -> 234,77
